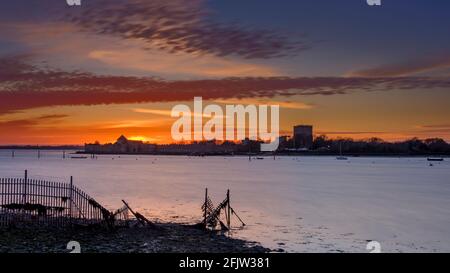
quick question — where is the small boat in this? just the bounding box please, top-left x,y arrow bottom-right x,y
427,157 -> 444,162
70,156 -> 88,159
336,142 -> 348,160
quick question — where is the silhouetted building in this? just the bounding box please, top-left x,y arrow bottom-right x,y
277,136 -> 289,150
85,135 -> 156,154
293,125 -> 313,149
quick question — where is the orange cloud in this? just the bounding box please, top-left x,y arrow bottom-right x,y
2,56 -> 450,115
214,98 -> 314,110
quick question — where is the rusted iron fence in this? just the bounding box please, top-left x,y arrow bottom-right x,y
0,170 -> 119,227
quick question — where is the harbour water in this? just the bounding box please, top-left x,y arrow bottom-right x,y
0,150 -> 449,252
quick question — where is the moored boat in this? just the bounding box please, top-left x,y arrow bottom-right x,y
427,157 -> 444,162
336,142 -> 348,160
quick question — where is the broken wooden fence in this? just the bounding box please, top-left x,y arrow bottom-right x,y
201,189 -> 245,231
0,170 -> 123,227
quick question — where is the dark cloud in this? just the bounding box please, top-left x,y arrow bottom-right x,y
0,114 -> 68,132
0,118 -> 35,128
36,114 -> 69,120
63,0 -> 309,59
421,124 -> 450,128
417,124 -> 450,133
1,56 -> 450,115
348,55 -> 450,77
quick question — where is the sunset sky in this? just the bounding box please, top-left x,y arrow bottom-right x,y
0,0 -> 449,145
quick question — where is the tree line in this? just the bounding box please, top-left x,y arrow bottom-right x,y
309,136 -> 450,155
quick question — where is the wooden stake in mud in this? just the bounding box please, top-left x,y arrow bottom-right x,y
122,200 -> 155,227
204,188 -> 208,227
198,188 -> 245,231
227,189 -> 231,230
231,207 -> 246,226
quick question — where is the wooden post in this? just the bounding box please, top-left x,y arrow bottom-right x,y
11,150 -> 14,158
23,170 -> 28,205
203,188 -> 208,227
63,151 -> 66,159
69,176 -> 73,222
122,200 -> 154,227
227,189 -> 231,230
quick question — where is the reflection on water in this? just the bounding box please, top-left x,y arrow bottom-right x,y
1,150 -> 449,252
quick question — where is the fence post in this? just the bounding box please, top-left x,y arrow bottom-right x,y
227,189 -> 231,230
23,170 -> 28,205
69,176 -> 73,223
203,188 -> 208,227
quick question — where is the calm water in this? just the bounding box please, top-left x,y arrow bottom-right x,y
1,150 -> 449,252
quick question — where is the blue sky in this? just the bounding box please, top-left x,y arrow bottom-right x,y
208,0 -> 450,76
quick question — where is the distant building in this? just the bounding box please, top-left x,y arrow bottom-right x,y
278,136 -> 288,144
85,135 -> 156,154
293,125 -> 313,149
277,136 -> 289,150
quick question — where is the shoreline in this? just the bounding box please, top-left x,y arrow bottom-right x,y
0,222 -> 271,253
78,152 -> 449,157
1,147 -> 449,157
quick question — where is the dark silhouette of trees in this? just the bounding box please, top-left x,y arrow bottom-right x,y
307,136 -> 450,155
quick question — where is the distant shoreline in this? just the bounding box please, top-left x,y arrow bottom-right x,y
77,150 -> 449,157
76,153 -> 449,157
0,146 -> 83,150
1,147 -> 449,157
